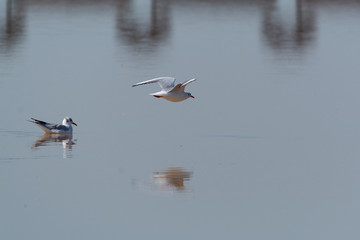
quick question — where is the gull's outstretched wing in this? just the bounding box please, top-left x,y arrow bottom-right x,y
170,78 -> 196,93
181,78 -> 196,87
132,77 -> 176,92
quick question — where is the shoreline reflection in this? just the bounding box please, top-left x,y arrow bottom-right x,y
115,0 -> 170,50
0,0 -> 26,54
261,0 -> 316,53
2,0 -> 360,56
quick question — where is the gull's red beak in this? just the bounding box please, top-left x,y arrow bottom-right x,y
191,96 -> 195,98
72,121 -> 77,126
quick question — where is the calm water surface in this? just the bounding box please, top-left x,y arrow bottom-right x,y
1,0 -> 360,239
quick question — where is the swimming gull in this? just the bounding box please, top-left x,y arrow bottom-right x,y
29,117 -> 77,133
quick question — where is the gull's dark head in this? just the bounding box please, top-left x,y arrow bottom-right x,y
64,117 -> 77,126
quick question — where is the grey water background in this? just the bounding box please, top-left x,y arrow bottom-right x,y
1,0 -> 360,239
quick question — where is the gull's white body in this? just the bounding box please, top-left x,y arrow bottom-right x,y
132,77 -> 196,102
29,117 -> 77,133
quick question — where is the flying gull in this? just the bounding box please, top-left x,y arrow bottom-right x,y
132,77 -> 196,102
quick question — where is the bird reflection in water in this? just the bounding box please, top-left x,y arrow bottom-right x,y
32,133 -> 76,158
133,167 -> 193,197
153,167 -> 192,191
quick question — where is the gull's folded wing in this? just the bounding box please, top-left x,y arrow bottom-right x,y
30,118 -> 65,133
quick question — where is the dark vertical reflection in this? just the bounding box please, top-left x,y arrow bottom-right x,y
294,0 -> 316,49
0,0 -> 26,54
261,0 -> 316,53
115,0 -> 171,50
